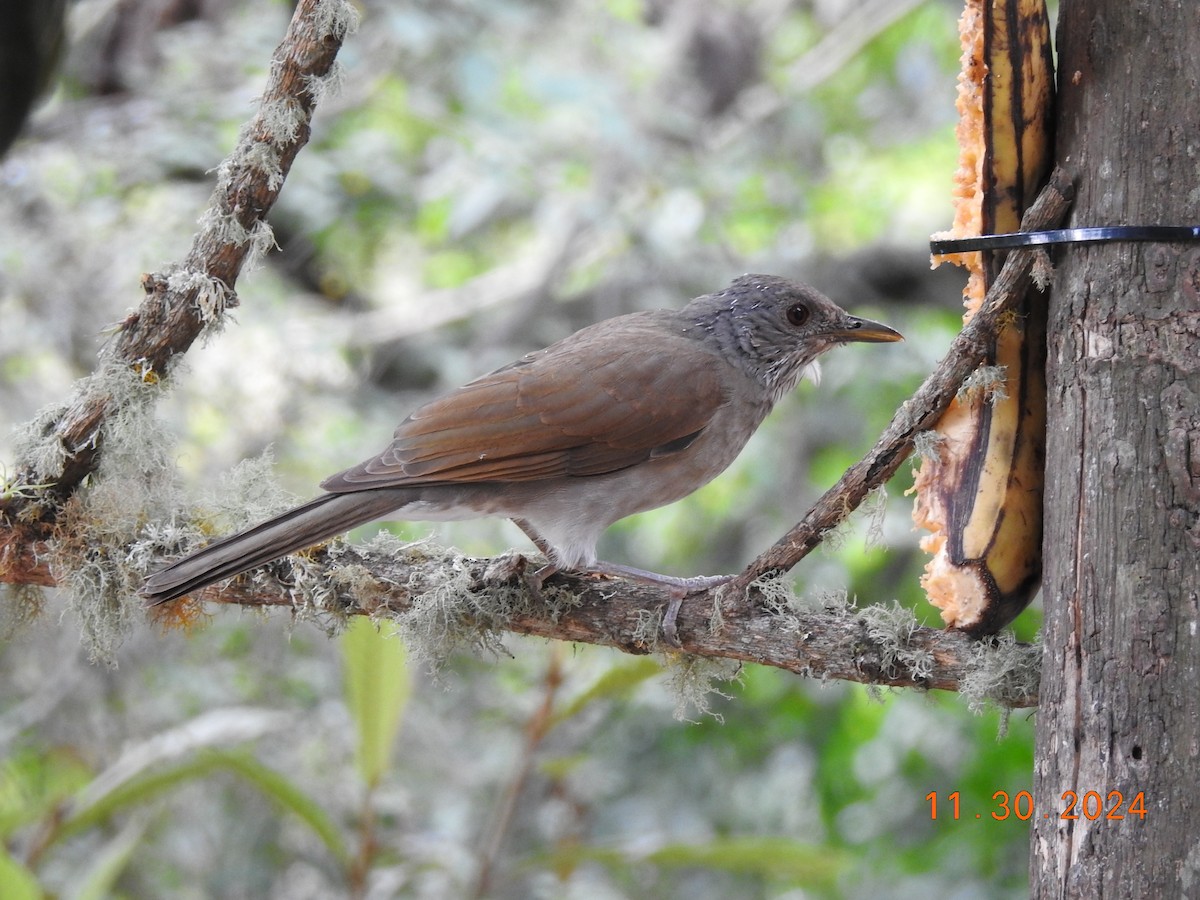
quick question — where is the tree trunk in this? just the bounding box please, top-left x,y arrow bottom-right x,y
1033,0 -> 1200,894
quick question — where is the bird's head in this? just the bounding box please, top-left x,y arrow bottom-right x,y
683,274 -> 903,402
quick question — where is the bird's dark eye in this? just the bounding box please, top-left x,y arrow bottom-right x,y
786,303 -> 810,327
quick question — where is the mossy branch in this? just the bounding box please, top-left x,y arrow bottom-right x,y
140,538 -> 1039,708
0,0 -> 356,539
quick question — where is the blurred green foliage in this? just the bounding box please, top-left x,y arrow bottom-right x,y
0,0 -> 1040,896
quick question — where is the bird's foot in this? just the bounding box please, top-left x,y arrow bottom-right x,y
525,562 -> 558,603
481,553 -> 557,603
583,563 -> 735,648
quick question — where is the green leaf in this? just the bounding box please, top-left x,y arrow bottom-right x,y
645,836 -> 843,882
58,754 -> 229,841
210,751 -> 350,866
550,658 -> 662,726
68,817 -> 147,900
57,751 -> 348,867
342,618 -> 411,788
549,836 -> 843,887
0,747 -> 93,837
0,845 -> 42,900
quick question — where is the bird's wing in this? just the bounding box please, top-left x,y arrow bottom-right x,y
322,318 -> 730,490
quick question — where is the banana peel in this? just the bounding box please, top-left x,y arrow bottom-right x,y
912,0 -> 1055,634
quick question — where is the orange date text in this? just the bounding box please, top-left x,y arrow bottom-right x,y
925,790 -> 1147,821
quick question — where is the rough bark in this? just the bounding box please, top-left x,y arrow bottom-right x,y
1032,0 -> 1200,894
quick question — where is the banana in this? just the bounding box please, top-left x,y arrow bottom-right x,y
912,0 -> 1054,634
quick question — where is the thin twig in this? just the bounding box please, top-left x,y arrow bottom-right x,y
732,166 -> 1075,589
471,647 -> 565,898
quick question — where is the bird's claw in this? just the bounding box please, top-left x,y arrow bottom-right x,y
662,588 -> 687,648
524,562 -> 558,603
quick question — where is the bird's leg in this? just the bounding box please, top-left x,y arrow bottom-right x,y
510,518 -> 559,598
583,562 -> 735,647
509,518 -> 731,646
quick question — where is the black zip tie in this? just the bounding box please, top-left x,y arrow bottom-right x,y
930,225 -> 1200,255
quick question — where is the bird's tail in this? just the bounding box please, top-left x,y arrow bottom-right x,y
141,491 -> 407,605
